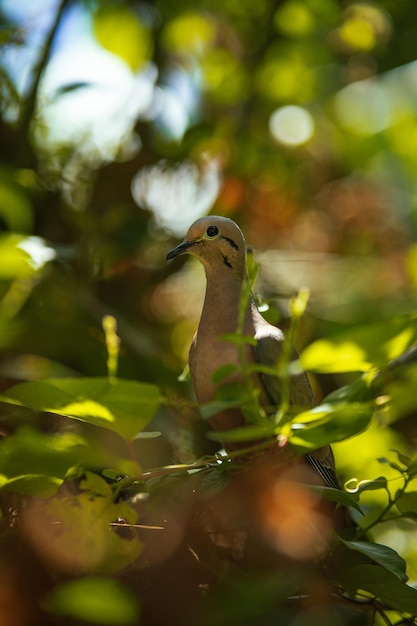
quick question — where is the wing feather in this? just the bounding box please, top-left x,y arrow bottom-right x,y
254,328 -> 339,489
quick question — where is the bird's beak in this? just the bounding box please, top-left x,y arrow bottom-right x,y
166,240 -> 197,261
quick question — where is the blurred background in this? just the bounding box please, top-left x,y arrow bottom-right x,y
1,0 -> 417,610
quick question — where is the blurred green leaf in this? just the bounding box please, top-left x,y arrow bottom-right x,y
162,12 -> 215,53
339,564 -> 417,613
274,1 -> 316,37
41,473 -> 142,573
1,474 -> 62,497
396,491 -> 417,517
42,577 -> 139,625
392,450 -> 413,468
93,6 -> 152,71
323,376 -> 371,403
0,378 -> 161,442
0,427 -> 92,480
300,315 -> 417,373
0,234 -> 36,278
0,173 -> 33,232
309,485 -> 363,513
201,48 -> 248,104
289,402 -> 374,452
386,363 -> 417,422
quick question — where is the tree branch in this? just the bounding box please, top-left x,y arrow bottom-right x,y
19,0 -> 71,148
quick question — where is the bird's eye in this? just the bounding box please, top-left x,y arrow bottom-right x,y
206,225 -> 218,238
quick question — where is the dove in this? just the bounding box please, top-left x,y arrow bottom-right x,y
167,216 -> 338,489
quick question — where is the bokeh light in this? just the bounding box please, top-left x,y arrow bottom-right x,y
269,105 -> 315,146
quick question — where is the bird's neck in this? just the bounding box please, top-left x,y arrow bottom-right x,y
198,268 -> 254,337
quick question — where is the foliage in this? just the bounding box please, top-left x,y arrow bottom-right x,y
1,0 -> 417,625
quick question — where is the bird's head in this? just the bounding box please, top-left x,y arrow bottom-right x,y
166,216 -> 246,275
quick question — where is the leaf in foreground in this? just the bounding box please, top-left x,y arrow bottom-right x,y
42,577 -> 139,625
0,377 -> 161,441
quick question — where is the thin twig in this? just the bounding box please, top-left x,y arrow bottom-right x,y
19,0 -> 71,144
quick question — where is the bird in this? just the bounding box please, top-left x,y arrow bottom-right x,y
166,215 -> 339,490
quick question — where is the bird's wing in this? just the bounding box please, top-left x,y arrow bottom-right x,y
254,330 -> 315,408
255,329 -> 340,489
304,450 -> 340,489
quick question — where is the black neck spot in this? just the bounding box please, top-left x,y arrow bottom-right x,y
222,254 -> 232,268
221,235 -> 238,250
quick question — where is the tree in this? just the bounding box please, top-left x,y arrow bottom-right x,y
1,1 -> 417,624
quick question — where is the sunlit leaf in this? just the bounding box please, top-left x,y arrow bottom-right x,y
0,234 -> 36,278
338,16 -> 376,52
289,402 -> 373,452
256,51 -> 315,103
201,49 -> 248,104
300,315 -> 417,373
274,1 -> 316,37
42,577 -> 139,625
0,378 -> 161,442
93,6 -> 152,71
163,12 -> 215,53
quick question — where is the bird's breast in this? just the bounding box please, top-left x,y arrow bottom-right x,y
189,336 -> 244,405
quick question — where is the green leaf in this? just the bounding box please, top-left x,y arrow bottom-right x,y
339,539 -> 408,582
392,449 -> 413,468
309,486 -> 363,513
42,577 -> 139,625
0,234 -> 36,278
40,479 -> 142,573
323,376 -> 371,403
93,6 -> 152,71
339,564 -> 417,614
0,427 -> 93,479
133,430 -> 161,440
0,378 -> 161,442
396,491 -> 417,516
300,314 -> 417,373
288,402 -> 373,452
1,474 -> 62,497
377,457 -> 404,473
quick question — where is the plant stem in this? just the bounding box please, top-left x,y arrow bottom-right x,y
356,475 -> 410,538
126,439 -> 141,477
19,0 -> 71,146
